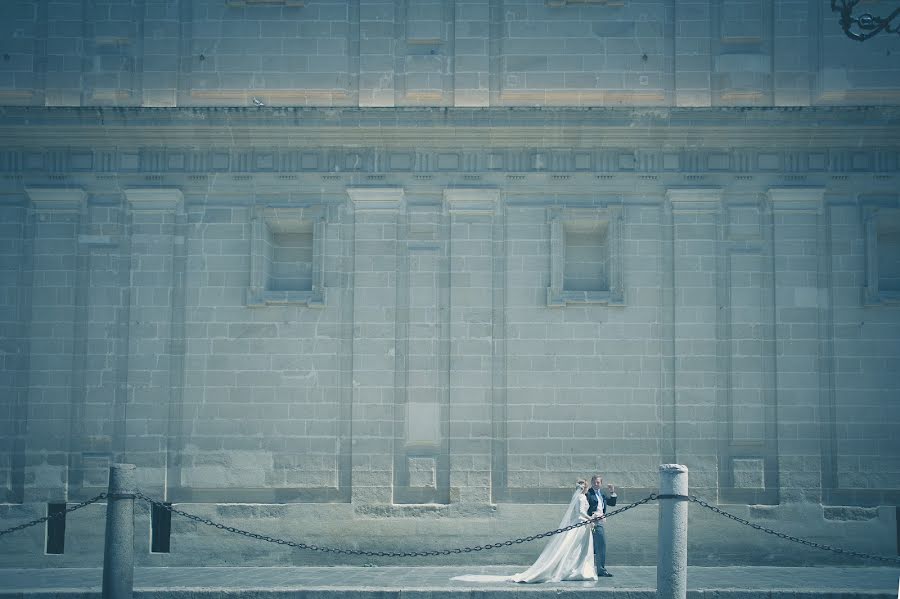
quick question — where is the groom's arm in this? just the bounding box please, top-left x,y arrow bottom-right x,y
604,489 -> 617,509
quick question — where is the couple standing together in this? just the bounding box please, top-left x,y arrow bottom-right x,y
455,474 -> 617,584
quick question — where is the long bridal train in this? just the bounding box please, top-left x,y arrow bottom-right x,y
452,482 -> 598,584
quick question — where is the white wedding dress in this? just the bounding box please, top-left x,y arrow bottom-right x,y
452,488 -> 598,584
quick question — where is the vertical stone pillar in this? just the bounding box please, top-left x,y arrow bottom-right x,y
444,189 -> 500,504
70,199 -> 127,498
660,200 -> 677,464
43,1 -> 84,106
665,189 -> 722,496
657,464 -> 689,599
454,1 -> 489,107
768,188 -> 826,502
359,0 -> 396,107
122,189 -> 185,492
142,0 -> 180,107
674,0 -> 712,107
23,188 -> 85,501
348,188 -> 404,504
772,1 -> 812,106
0,196 -> 28,502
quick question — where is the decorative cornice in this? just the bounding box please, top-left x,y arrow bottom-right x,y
124,188 -> 184,211
665,187 -> 723,212
443,188 -> 500,216
24,187 -> 85,211
768,187 -> 826,213
347,187 -> 405,212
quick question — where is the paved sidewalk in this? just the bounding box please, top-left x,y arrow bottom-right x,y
0,566 -> 898,598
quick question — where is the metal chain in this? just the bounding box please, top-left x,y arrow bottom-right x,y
5,490 -> 892,564
689,495 -> 900,564
135,491 -> 655,558
0,493 -> 108,539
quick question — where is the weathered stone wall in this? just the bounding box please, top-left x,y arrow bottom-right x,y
0,106 -> 898,568
1,0 -> 899,108
0,0 -> 899,568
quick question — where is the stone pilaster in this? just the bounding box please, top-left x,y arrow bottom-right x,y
453,1 -> 489,107
768,187 -> 827,503
0,196 -> 29,503
674,0 -> 713,107
142,0 -> 180,107
359,0 -> 396,107
348,188 -> 404,504
43,1 -> 84,106
122,189 -> 185,493
773,1 -> 813,106
393,200 -> 446,504
68,200 -> 128,498
22,188 -> 85,502
665,188 -> 722,496
444,189 -> 500,504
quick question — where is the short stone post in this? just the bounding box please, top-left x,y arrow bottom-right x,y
657,464 -> 688,599
102,464 -> 136,599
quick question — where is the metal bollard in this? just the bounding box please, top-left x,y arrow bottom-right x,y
102,464 -> 136,599
657,464 -> 688,599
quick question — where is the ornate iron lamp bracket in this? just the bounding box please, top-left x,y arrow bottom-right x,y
832,0 -> 900,41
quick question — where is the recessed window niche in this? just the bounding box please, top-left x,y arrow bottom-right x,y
547,206 -> 624,306
247,206 -> 325,307
877,219 -> 900,296
864,204 -> 900,305
564,221 -> 609,292
267,224 -> 313,292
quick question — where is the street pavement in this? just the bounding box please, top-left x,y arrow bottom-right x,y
1,565 -> 898,598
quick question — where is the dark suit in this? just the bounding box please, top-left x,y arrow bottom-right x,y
586,487 -> 616,574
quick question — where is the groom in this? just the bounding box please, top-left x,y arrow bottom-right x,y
586,474 -> 616,577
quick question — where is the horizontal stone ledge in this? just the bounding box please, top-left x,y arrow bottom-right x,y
1,106 -> 898,149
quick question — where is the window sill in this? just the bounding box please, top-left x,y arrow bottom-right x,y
547,288 -> 622,307
246,288 -> 325,307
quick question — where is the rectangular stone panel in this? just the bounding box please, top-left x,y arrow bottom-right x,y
406,250 -> 441,411
406,402 -> 440,446
732,457 -> 765,489
407,456 -> 436,488
728,251 -> 766,443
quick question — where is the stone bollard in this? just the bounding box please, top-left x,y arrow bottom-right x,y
657,464 -> 688,599
102,464 -> 136,599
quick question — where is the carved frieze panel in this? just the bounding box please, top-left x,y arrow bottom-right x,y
2,147 -> 897,176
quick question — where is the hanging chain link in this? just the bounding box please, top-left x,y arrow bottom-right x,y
688,495 -> 900,564
2,489 -> 895,565
0,493 -> 107,539
135,491 -> 655,558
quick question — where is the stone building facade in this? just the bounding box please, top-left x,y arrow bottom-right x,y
0,0 -> 899,567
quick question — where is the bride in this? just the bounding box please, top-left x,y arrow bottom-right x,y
453,479 -> 598,583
